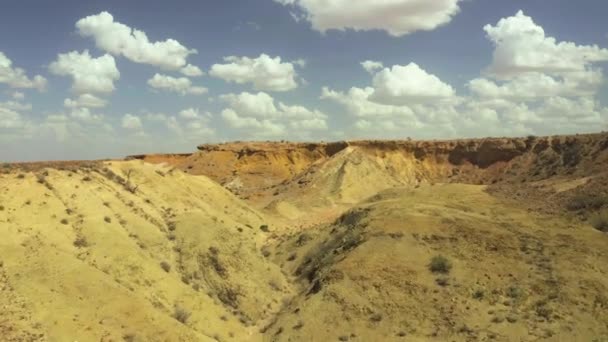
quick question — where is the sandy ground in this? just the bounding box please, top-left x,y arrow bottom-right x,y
1,134 -> 608,341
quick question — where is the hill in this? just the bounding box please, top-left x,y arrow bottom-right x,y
2,133 -> 608,341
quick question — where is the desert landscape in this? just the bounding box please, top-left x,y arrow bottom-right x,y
2,2 -> 608,340
1,133 -> 607,341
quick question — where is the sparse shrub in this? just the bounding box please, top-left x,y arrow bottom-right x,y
160,261 -> 171,272
260,224 -> 269,232
506,286 -> 523,299
472,289 -> 485,300
123,333 -> 137,342
208,249 -> 227,278
173,305 -> 191,324
292,321 -> 304,330
287,253 -> 297,261
16,174 -> 25,179
589,210 -> 608,232
104,216 -> 112,223
535,301 -> 553,320
295,233 -> 311,246
60,218 -> 69,225
103,202 -> 110,207
73,236 -> 88,248
429,255 -> 452,274
435,277 -> 450,287
567,194 -> 608,211
217,287 -> 239,308
82,176 -> 92,182
369,313 -> 383,322
0,205 -> 4,211
65,208 -> 73,215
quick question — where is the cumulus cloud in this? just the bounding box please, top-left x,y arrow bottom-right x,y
166,109 -> 214,139
210,54 -> 301,92
76,11 -> 197,70
274,0 -> 462,37
0,106 -> 24,129
0,100 -> 32,112
122,113 -> 143,130
219,92 -> 279,118
64,93 -> 108,109
470,11 -> 608,102
179,108 -> 204,120
220,91 -> 327,137
322,11 -> 608,139
180,64 -> 204,77
484,11 -> 608,78
49,50 -> 120,94
147,73 -> 208,95
0,52 -> 47,91
368,63 -> 455,105
11,92 -> 25,101
361,60 -> 383,74
69,107 -> 103,122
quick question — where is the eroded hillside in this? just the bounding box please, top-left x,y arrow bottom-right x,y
2,133 -> 608,341
0,161 -> 291,341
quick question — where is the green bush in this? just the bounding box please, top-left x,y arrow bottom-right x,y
429,255 -> 452,274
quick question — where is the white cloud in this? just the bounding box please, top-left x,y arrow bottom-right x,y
145,112 -> 168,121
0,52 -> 47,91
180,64 -> 204,77
0,106 -> 24,129
49,50 -> 120,94
76,11 -> 196,70
274,0 -> 462,37
166,109 -> 214,140
11,91 -> 25,100
69,107 -> 104,122
368,63 -> 455,105
469,70 -> 603,100
64,93 -> 108,109
147,73 -> 208,95
484,10 -> 608,79
0,100 -> 32,112
361,60 -> 383,74
179,107 -> 202,120
322,86 -> 416,119
122,113 -> 143,130
469,10 -> 608,105
219,92 -> 279,118
220,91 -> 328,137
210,54 -> 301,92
470,11 -> 608,102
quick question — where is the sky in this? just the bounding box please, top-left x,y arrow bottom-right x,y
1,0 -> 608,161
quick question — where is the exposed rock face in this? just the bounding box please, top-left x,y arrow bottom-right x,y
130,133 -> 608,207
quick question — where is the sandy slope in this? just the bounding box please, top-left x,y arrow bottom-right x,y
266,184 -> 608,341
0,161 -> 290,341
2,134 -> 608,341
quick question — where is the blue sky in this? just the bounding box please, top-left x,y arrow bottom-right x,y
1,0 -> 608,161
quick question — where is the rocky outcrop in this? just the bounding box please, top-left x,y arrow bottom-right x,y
130,133 -> 608,199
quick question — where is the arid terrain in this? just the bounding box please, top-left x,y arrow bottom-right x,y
1,133 -> 608,341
